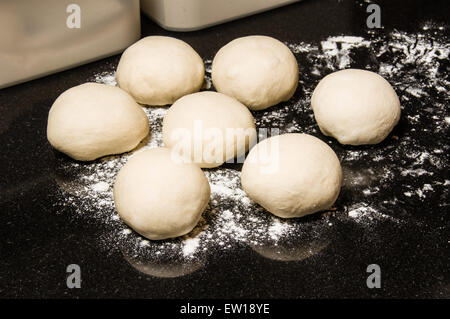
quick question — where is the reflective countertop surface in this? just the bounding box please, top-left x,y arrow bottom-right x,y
0,0 -> 448,298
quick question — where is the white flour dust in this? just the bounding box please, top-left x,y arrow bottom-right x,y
54,22 -> 448,274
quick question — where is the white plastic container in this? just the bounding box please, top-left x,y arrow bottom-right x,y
141,0 -> 301,31
0,0 -> 141,89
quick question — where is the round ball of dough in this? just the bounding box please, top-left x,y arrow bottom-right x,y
163,91 -> 257,168
311,69 -> 401,145
114,148 -> 210,240
212,35 -> 298,111
47,83 -> 149,161
241,133 -> 342,218
116,36 -> 204,106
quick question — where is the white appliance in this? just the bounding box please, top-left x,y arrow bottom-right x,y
141,0 -> 302,31
0,0 -> 141,89
0,0 -> 301,89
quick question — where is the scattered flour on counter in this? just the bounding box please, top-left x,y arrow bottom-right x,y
268,218 -> 293,241
93,71 -> 117,86
182,238 -> 201,258
400,168 -> 430,177
348,204 -> 400,224
55,22 -> 448,269
321,36 -> 371,70
91,181 -> 109,192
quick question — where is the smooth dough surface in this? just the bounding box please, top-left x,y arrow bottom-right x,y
163,91 -> 257,168
47,83 -> 149,161
116,36 -> 204,106
311,69 -> 401,145
114,148 -> 210,240
212,35 -> 298,111
241,133 -> 342,218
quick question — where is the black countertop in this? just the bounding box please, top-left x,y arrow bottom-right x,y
0,0 -> 449,299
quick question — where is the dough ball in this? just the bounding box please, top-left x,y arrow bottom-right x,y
241,133 -> 342,218
113,148 -> 210,240
163,91 -> 257,168
311,69 -> 401,145
212,35 -> 298,111
116,36 -> 204,106
47,83 -> 149,161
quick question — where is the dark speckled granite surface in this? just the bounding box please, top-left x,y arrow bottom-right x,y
0,0 -> 449,298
